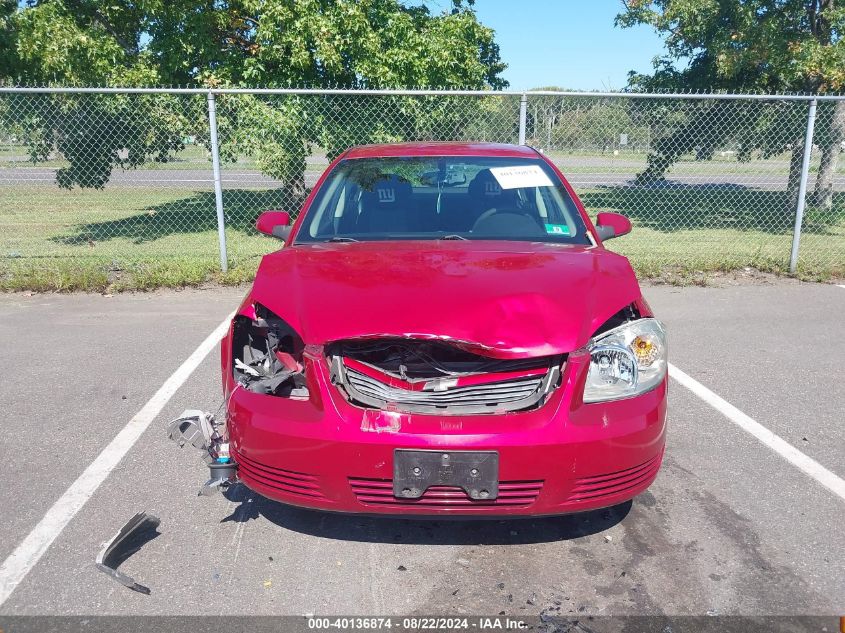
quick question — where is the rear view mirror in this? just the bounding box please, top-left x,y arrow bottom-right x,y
256,210 -> 292,241
444,164 -> 467,185
595,212 -> 632,241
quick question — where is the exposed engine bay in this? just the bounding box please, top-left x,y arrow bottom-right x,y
327,338 -> 563,415
231,304 -> 309,399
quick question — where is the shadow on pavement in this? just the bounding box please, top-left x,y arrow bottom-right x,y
220,483 -> 631,545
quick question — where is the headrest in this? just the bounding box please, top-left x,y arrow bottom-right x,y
363,175 -> 412,207
468,170 -> 504,199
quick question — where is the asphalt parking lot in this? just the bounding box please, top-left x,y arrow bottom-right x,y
0,279 -> 843,619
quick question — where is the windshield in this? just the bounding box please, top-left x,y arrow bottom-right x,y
295,156 -> 591,244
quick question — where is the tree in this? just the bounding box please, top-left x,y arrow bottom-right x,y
0,0 -> 507,190
617,0 -> 845,209
0,1 -> 17,76
813,98 -> 845,206
147,0 -> 508,193
145,0 -> 504,89
524,87 -> 571,149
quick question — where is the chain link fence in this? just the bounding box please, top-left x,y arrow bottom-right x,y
0,88 -> 842,290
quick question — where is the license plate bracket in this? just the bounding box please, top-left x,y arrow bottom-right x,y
393,449 -> 499,500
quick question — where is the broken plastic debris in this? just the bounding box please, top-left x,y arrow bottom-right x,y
235,358 -> 261,377
95,512 -> 160,595
166,410 -> 215,451
274,350 -> 303,372
167,409 -> 238,496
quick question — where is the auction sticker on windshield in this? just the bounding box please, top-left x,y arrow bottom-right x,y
489,165 -> 554,189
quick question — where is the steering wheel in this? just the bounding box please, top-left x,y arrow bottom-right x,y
471,210 -> 544,237
471,207 -> 501,230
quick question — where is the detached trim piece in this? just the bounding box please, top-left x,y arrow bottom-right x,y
94,512 -> 160,595
331,356 -> 561,415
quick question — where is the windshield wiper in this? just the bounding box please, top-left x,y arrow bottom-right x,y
326,236 -> 359,243
438,234 -> 468,241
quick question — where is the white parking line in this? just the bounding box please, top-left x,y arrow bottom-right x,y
0,314 -> 234,607
838,285 -> 845,290
669,363 -> 845,503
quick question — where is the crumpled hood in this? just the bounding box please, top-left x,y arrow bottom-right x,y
249,241 -> 642,358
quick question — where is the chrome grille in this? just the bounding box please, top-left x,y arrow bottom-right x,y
348,367 -> 543,405
331,356 -> 560,415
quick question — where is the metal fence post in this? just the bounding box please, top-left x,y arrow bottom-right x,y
518,92 -> 528,145
789,98 -> 817,273
207,91 -> 228,273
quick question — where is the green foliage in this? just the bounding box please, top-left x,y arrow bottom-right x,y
0,0 -> 507,190
632,99 -> 808,184
1,93 -> 192,188
617,0 -> 845,191
0,1 -> 17,78
9,0 -> 158,85
617,0 -> 845,93
212,94 -> 309,194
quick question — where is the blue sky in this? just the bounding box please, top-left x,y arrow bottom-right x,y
467,0 -> 668,91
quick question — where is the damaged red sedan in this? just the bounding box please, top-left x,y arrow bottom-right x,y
212,142 -> 667,516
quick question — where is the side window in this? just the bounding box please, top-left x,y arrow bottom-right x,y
308,175 -> 345,237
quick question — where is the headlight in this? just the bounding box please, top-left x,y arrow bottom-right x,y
583,318 -> 667,403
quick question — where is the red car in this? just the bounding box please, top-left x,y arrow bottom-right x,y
216,142 -> 667,516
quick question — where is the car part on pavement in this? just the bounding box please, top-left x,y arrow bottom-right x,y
165,408 -> 215,451
167,410 -> 237,495
94,512 -> 160,595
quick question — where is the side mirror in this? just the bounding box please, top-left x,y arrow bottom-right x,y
595,212 -> 632,242
256,210 -> 292,241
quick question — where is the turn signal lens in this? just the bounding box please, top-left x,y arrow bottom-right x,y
632,335 -> 658,366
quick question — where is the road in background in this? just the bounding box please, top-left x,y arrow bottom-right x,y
2,165 -> 844,191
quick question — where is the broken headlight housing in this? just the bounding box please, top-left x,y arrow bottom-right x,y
583,318 -> 667,403
232,303 -> 308,398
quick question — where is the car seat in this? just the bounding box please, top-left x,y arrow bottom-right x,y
437,169 -> 520,233
357,175 -> 413,234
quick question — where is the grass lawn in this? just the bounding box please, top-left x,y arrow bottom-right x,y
0,186 -> 278,291
0,183 -> 843,291
581,186 -> 845,281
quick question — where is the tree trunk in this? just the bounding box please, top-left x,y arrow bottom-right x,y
787,135 -> 805,210
812,99 -> 845,209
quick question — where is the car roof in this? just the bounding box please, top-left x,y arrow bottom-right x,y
343,142 -> 540,159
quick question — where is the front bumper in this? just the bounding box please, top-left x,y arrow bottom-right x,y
225,347 -> 667,516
